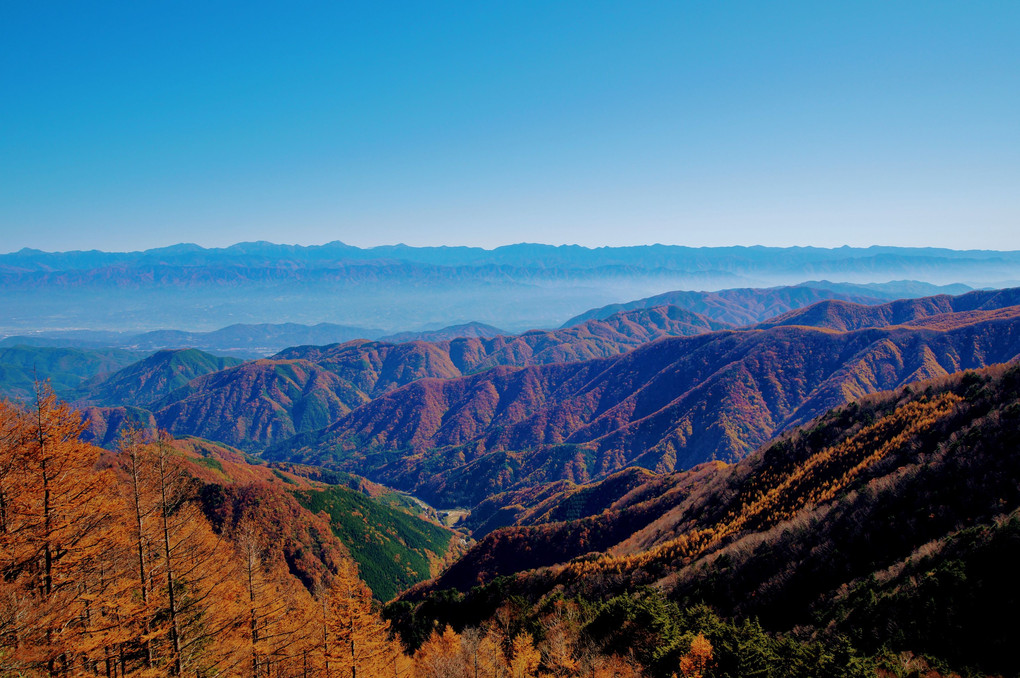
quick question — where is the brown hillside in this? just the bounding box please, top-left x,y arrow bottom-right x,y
139,305 -> 728,450
405,360 -> 1020,676
756,286 -> 1020,331
270,310 -> 1020,506
561,284 -> 887,326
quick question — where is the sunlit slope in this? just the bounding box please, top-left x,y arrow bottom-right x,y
79,348 -> 242,406
138,305 -> 732,450
271,309 -> 1020,505
0,345 -> 146,399
125,433 -> 456,601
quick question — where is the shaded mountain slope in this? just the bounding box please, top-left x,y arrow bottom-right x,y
465,466 -> 662,537
433,464 -> 725,589
127,322 -> 385,357
756,286 -> 1020,331
378,322 -> 508,344
572,362 -> 1020,671
401,361 -> 1020,676
78,348 -> 242,406
561,285 -> 885,327
270,309 -> 1020,506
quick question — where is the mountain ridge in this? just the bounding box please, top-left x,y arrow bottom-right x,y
269,307 -> 1020,506
6,243 -> 1018,332
392,360 -> 1020,676
121,305 -> 733,451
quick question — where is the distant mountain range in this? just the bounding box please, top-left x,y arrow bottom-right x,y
0,323 -> 385,359
4,241 -> 1017,332
561,280 -> 973,326
5,241 -> 1020,274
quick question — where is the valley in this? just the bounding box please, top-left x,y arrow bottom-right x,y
5,272 -> 1020,677
7,4 -> 1018,674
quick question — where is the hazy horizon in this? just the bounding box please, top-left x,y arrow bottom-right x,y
6,240 -> 1020,258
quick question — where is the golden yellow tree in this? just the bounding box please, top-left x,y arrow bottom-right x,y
0,385 -> 127,675
413,625 -> 466,678
459,625 -> 508,678
323,559 -> 402,678
677,633 -> 713,678
507,633 -> 541,678
537,601 -> 579,676
113,429 -> 247,676
234,512 -> 322,678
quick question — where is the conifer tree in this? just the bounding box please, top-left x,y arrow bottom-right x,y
150,431 -> 247,676
677,633 -> 713,678
111,430 -> 248,676
413,625 -> 465,678
507,634 -> 540,678
323,559 -> 403,678
0,385 -> 124,675
234,513 -> 320,678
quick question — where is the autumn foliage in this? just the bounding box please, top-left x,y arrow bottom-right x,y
1,386 -> 655,677
0,385 -> 400,677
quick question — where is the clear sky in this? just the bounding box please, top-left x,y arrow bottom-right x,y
2,1 -> 1018,253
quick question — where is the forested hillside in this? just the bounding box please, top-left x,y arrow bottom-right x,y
0,389 -> 713,677
93,304 -> 733,451
77,348 -> 242,406
20,288 -> 1020,463
271,309 -> 1020,505
0,345 -> 147,399
393,361 -> 1020,677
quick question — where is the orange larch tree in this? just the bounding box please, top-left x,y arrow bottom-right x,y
413,625 -> 465,678
322,559 -> 404,678
0,385 -> 126,676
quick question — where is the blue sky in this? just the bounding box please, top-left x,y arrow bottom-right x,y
2,1 -> 1018,252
